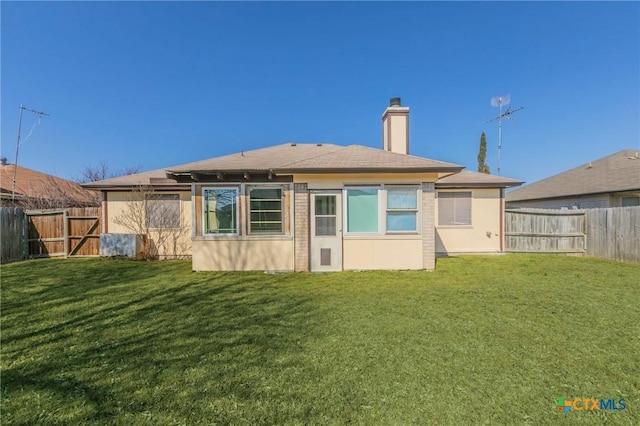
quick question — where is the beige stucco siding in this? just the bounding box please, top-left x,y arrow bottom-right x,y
343,237 -> 423,270
104,190 -> 192,258
435,188 -> 502,255
192,238 -> 294,271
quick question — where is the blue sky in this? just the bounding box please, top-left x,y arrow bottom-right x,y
2,1 -> 638,186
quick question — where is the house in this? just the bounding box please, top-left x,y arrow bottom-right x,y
0,158 -> 98,208
506,149 -> 640,209
84,98 -> 523,271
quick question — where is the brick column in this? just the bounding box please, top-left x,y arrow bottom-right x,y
421,182 -> 435,270
294,183 -> 310,272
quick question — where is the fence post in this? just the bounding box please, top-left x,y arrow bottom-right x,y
22,209 -> 28,260
63,209 -> 69,258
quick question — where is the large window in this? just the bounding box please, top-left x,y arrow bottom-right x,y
146,194 -> 180,229
249,188 -> 283,233
346,187 -> 379,233
203,188 -> 237,234
438,192 -> 472,226
386,187 -> 418,232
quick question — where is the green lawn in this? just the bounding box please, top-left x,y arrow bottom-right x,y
1,255 -> 639,425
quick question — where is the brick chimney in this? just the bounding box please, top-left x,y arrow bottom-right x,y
382,97 -> 409,155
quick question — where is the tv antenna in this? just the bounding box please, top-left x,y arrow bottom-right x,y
12,104 -> 50,202
486,95 -> 523,175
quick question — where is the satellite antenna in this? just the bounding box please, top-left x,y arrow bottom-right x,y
487,95 -> 523,175
12,104 -> 50,202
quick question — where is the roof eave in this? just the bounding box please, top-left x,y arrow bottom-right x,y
82,184 -> 191,191
437,181 -> 524,189
274,166 -> 464,174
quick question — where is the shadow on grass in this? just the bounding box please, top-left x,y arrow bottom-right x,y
2,259 -> 320,424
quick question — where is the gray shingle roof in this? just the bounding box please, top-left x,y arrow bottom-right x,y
506,149 -> 640,202
167,143 -> 463,174
82,142 -> 526,189
82,168 -> 187,189
436,170 -> 523,188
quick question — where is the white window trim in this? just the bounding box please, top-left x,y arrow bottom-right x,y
202,186 -> 240,236
343,186 -> 382,235
383,185 -> 420,234
437,190 -> 473,227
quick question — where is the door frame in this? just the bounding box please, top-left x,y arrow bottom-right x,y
309,190 -> 343,272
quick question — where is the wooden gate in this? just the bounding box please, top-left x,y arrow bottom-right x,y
27,207 -> 100,258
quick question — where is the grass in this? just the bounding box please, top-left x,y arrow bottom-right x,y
1,255 -> 639,425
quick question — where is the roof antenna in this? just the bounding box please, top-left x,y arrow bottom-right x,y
12,104 -> 50,202
486,95 -> 523,175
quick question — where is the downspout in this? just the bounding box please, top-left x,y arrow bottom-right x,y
500,188 -> 505,252
102,191 -> 108,233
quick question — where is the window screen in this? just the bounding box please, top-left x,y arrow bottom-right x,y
315,195 -> 337,236
386,187 -> 418,232
146,194 -> 180,229
438,192 -> 472,226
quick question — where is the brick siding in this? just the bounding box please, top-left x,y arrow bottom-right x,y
294,183 -> 309,271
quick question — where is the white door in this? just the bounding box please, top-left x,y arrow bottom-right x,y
310,191 -> 342,271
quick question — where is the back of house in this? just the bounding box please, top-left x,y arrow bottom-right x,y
84,98 -> 523,271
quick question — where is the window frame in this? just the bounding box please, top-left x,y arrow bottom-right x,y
314,194 -> 338,237
437,191 -> 472,226
145,193 -> 181,230
202,186 -> 239,236
248,186 -> 284,235
344,186 -> 382,235
621,196 -> 640,207
385,185 -> 419,234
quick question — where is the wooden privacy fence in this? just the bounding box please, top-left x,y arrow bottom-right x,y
505,209 -> 586,254
27,207 -> 101,258
0,207 -> 100,262
1,207 -> 28,263
586,207 -> 640,263
505,206 -> 640,262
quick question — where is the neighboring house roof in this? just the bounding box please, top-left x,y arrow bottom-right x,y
436,170 -> 523,188
0,163 -> 97,205
506,149 -> 640,202
83,142 -> 524,190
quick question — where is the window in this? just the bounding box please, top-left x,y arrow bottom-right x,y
146,194 -> 180,229
621,196 -> 640,207
315,195 -> 337,236
203,188 -> 237,234
249,188 -> 283,233
346,187 -> 379,233
438,192 -> 472,226
386,187 -> 418,232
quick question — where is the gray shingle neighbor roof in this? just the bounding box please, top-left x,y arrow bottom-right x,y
506,149 -> 640,202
